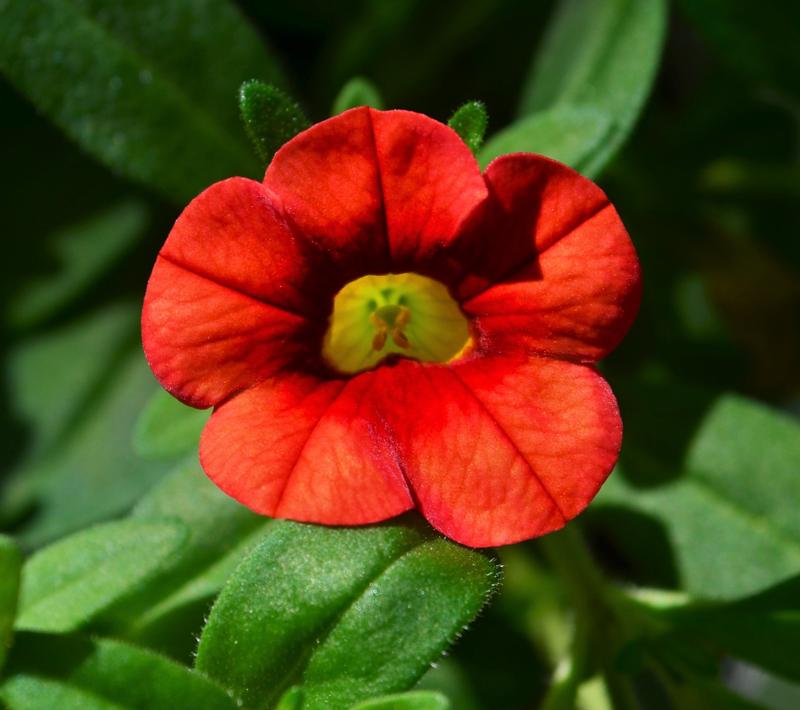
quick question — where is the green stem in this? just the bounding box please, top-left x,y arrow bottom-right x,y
538,524 -> 641,710
538,524 -> 608,613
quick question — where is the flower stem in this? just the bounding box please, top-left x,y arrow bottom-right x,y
538,524 -> 641,710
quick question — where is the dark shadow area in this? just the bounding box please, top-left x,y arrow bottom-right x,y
585,505 -> 680,590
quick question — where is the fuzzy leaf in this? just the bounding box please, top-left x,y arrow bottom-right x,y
106,461 -> 271,660
195,519 -> 499,709
332,77 -> 384,114
0,0 -> 282,202
15,519 -> 188,633
351,691 -> 450,710
0,536 -> 22,671
1,304 -> 175,548
483,0 -> 666,176
671,608 -> 800,686
6,201 -> 149,330
0,633 -> 237,709
240,80 -> 310,164
599,395 -> 800,599
447,101 -> 488,156
133,391 -> 210,461
479,105 -> 611,170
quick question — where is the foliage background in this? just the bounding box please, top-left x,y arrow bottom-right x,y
1,0 -> 799,708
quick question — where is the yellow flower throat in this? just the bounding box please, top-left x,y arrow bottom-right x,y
323,273 -> 472,374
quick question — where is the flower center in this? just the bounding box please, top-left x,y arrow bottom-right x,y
323,273 -> 471,374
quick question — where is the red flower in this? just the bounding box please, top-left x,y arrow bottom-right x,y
142,108 -> 640,547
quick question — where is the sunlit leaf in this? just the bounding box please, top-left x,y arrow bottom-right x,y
108,461 -> 270,660
0,0 -> 283,201
195,519 -> 499,709
479,105 -> 611,170
483,0 -> 666,176
599,395 -> 800,599
16,519 -> 188,632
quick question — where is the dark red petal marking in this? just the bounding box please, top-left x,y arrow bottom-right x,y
159,177 -> 324,318
199,373 -> 413,523
142,258 -> 307,409
459,154 -> 640,361
369,109 -> 488,267
142,178 -> 322,409
264,107 -> 487,276
368,356 -> 620,547
264,107 -> 388,276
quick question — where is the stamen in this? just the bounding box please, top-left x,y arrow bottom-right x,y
323,272 -> 471,374
370,305 -> 411,351
370,312 -> 389,351
391,328 -> 410,349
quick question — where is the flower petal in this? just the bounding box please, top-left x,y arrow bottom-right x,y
142,257 -> 311,409
369,109 -> 488,268
199,373 -> 414,523
373,356 -> 621,547
156,177 -> 327,318
142,178 -> 323,408
264,108 -> 487,277
460,154 -> 640,361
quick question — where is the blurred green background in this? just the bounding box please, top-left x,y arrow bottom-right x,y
1,1 -> 799,708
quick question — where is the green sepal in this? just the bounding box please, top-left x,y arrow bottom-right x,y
447,101 -> 488,156
239,80 -> 310,165
333,77 -> 384,114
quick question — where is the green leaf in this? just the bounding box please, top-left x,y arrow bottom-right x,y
483,0 -> 666,176
479,105 -> 611,170
108,461 -> 270,659
447,101 -> 488,157
2,678 -> 123,710
599,395 -> 800,599
239,80 -> 310,165
0,0 -> 283,202
195,518 -> 499,709
351,690 -> 450,710
132,390 -> 210,461
332,77 -> 384,114
6,201 -> 149,330
643,577 -> 800,683
15,519 -> 188,633
0,632 -> 237,709
1,304 -> 174,547
0,536 -> 22,671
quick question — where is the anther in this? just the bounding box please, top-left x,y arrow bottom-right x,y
370,306 -> 411,351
